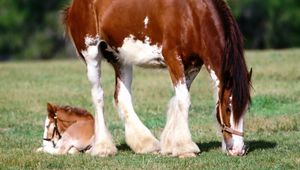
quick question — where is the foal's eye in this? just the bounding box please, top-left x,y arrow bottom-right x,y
46,125 -> 50,128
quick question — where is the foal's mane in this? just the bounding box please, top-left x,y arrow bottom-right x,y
213,0 -> 251,124
57,105 -> 94,120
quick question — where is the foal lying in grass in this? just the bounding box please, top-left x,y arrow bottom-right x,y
36,103 -> 94,154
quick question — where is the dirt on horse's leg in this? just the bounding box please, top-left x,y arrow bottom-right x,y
82,37 -> 117,157
113,63 -> 160,154
160,49 -> 200,158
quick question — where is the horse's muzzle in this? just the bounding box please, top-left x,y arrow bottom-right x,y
227,145 -> 248,156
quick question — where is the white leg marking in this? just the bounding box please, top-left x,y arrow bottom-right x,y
82,35 -> 117,156
160,82 -> 200,157
115,65 -> 160,153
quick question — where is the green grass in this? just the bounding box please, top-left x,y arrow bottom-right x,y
0,49 -> 300,169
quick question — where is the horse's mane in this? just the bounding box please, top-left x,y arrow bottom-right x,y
213,0 -> 251,125
57,105 -> 94,120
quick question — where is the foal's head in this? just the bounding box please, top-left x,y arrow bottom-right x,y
43,103 -> 92,147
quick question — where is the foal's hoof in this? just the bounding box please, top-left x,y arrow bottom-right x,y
178,152 -> 197,158
90,142 -> 117,157
36,147 -> 44,152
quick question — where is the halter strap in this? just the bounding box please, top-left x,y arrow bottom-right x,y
217,102 -> 244,137
221,124 -> 244,137
43,115 -> 62,147
53,115 -> 62,139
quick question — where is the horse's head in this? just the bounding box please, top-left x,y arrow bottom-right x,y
216,68 -> 252,156
42,103 -> 62,148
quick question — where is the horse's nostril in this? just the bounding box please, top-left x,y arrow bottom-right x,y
242,145 -> 249,155
226,144 -> 233,151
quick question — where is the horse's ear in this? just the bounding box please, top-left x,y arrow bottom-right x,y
47,103 -> 56,118
248,68 -> 253,82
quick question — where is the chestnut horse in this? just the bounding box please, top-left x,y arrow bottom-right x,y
37,103 -> 94,154
63,0 -> 251,157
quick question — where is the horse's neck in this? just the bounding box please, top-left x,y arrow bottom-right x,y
57,115 -> 78,132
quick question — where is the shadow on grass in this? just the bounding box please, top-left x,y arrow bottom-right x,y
117,143 -> 131,151
247,140 -> 277,153
197,140 -> 277,153
117,140 -> 277,153
197,141 -> 220,152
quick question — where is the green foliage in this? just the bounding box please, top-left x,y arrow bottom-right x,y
0,50 -> 299,169
0,0 -> 300,60
0,0 -> 69,60
229,0 -> 300,48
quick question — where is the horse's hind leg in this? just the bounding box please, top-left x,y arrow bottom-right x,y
112,63 -> 160,153
160,49 -> 200,158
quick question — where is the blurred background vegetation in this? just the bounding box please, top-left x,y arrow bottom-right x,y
0,0 -> 300,61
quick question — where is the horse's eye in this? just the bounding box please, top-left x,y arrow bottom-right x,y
226,107 -> 231,113
46,125 -> 50,128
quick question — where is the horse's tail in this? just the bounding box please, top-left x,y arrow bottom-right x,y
62,6 -> 70,38
62,6 -> 87,62
214,0 -> 251,125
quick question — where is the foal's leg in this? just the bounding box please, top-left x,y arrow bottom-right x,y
82,38 -> 117,156
160,50 -> 200,158
113,63 -> 160,153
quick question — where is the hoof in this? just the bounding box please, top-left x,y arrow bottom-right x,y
160,140 -> 200,157
36,147 -> 44,152
90,142 -> 117,157
178,152 -> 197,158
128,136 -> 161,154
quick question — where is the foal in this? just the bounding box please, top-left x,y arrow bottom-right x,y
37,103 -> 94,154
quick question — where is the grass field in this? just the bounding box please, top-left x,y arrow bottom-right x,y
0,49 -> 299,169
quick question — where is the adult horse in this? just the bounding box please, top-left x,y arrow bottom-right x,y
63,0 -> 251,157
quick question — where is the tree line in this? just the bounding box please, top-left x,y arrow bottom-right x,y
0,0 -> 299,60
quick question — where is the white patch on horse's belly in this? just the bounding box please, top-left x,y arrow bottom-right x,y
117,35 -> 166,68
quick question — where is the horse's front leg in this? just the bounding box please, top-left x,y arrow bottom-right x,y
160,49 -> 200,158
113,63 -> 160,154
82,38 -> 117,156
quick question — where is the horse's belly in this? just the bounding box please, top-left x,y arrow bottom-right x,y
116,35 -> 166,68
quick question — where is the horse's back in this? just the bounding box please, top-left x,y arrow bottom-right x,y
65,0 -> 225,59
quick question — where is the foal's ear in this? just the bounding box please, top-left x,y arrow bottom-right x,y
47,103 -> 57,118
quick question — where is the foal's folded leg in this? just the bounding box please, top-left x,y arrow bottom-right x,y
53,137 -> 73,155
68,147 -> 80,154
